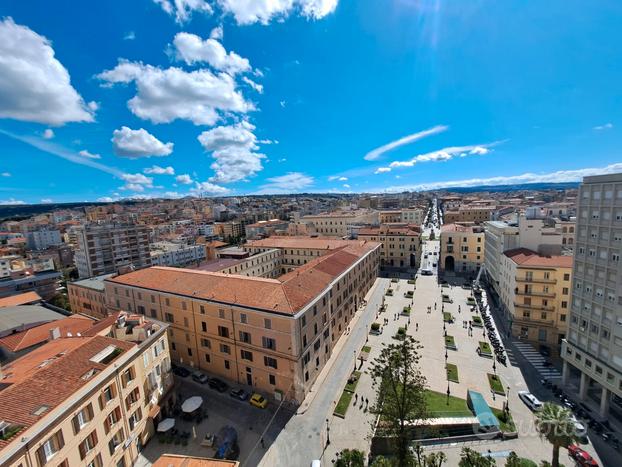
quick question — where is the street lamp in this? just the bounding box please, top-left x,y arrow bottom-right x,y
446,383 -> 451,405
326,418 -> 331,446
506,386 -> 510,413
366,324 -> 369,343
353,350 -> 357,372
445,349 -> 448,361
492,359 -> 497,375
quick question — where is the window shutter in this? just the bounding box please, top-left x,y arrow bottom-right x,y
56,429 -> 65,449
92,429 -> 98,446
79,441 -> 86,460
35,446 -> 46,467
72,415 -> 79,435
87,403 -> 94,420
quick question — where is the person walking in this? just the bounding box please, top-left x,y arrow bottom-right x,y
260,437 -> 265,448
416,323 -> 419,331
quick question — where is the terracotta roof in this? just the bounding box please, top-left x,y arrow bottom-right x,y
504,248 -> 573,268
246,236 -> 363,250
0,314 -> 97,352
108,240 -> 380,315
440,223 -> 483,233
0,291 -> 42,308
205,240 -> 228,248
153,454 -> 239,467
358,226 -> 420,236
0,336 -> 135,449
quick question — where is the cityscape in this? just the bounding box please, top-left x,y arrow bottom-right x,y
1,2 -> 621,467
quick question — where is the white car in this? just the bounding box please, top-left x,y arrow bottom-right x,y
518,391 -> 543,411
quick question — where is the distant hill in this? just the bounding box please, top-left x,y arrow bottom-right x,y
436,182 -> 580,193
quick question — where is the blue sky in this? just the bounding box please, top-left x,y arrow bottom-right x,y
1,0 -> 621,204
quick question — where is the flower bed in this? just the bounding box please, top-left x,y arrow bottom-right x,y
401,306 -> 411,316
478,341 -> 493,357
488,373 -> 506,395
394,327 -> 407,340
445,335 -> 457,350
446,363 -> 459,382
443,312 -> 454,323
472,315 -> 483,327
404,290 -> 414,298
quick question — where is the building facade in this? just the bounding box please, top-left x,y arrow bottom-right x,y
150,242 -> 207,268
358,225 -> 421,270
439,224 -> 485,275
483,221 -> 519,294
68,274 -> 115,318
301,211 -> 379,237
562,173 -> 622,418
25,230 -> 62,251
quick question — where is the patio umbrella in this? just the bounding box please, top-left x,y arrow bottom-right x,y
157,418 -> 175,432
182,396 -> 203,413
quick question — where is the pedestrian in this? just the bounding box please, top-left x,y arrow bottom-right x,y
365,397 -> 369,407
434,302 -> 437,310
260,437 -> 265,448
416,323 -> 419,331
354,393 -> 358,403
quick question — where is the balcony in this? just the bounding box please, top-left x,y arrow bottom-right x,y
513,302 -> 556,312
515,290 -> 556,298
512,316 -> 556,326
515,276 -> 557,284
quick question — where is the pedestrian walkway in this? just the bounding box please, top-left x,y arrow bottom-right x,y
512,342 -> 561,380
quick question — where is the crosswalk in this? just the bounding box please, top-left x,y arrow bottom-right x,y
512,341 -> 562,380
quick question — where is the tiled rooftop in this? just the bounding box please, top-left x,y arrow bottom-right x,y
504,248 -> 573,268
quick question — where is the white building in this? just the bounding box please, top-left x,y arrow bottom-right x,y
483,221 -> 519,294
25,229 -> 62,251
150,242 -> 207,267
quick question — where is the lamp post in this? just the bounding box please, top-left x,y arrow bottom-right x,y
492,359 -> 497,375
446,383 -> 451,405
366,324 -> 369,343
326,418 -> 331,446
445,349 -> 448,362
506,386 -> 510,413
354,350 -> 357,372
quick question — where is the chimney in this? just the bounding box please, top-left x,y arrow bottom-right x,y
48,327 -> 61,341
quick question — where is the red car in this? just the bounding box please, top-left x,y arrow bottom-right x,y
568,445 -> 598,467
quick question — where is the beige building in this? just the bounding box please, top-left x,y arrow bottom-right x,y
379,211 -> 401,224
104,238 -> 381,403
358,225 -> 422,270
301,210 -> 379,237
439,224 -> 485,275
213,222 -> 243,241
0,311 -> 172,467
68,274 -> 115,318
444,206 -> 495,225
497,248 -> 572,352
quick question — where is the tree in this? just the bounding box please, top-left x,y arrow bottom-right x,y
335,449 -> 365,467
535,403 -> 578,467
424,452 -> 447,467
369,335 -> 428,467
458,448 -> 496,467
505,452 -> 521,467
370,456 -> 394,467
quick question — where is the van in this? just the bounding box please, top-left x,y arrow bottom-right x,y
518,390 -> 543,411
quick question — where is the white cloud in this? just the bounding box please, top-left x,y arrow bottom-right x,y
40,198 -> 52,203
0,198 -> 26,205
176,174 -> 193,184
172,32 -> 251,75
594,123 -> 613,131
258,172 -> 314,194
153,0 -> 212,23
0,18 -> 95,125
42,129 -> 54,139
78,149 -> 101,159
120,172 -> 154,191
364,125 -> 448,161
164,191 -> 183,198
217,0 -> 338,25
328,175 -> 348,181
389,142 -> 501,169
190,180 -> 230,195
371,163 -> 622,193
112,126 -> 174,158
1,172 -> 10,177
197,120 -> 265,183
374,167 -> 391,174
97,196 -> 115,202
144,165 -> 175,175
97,60 -> 253,125
242,76 -> 263,93
280,100 -> 286,108
210,26 -> 224,40
124,31 -> 136,41
343,183 -> 350,189
278,158 -> 287,163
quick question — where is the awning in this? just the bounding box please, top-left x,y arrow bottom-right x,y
182,396 -> 203,413
157,418 -> 175,432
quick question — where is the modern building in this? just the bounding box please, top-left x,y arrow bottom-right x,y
104,238 -> 381,403
74,223 -> 152,279
0,311 -> 172,467
0,270 -> 62,301
439,224 -> 485,275
68,274 -> 115,318
562,173 -> 622,418
150,242 -> 207,268
244,219 -> 289,239
358,225 -> 422,270
25,229 -> 63,251
483,221 -> 519,294
213,222 -> 243,241
497,248 -> 572,353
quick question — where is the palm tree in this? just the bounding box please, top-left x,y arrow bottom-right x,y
535,403 -> 578,467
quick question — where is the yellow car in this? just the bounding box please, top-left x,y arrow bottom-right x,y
249,393 -> 268,409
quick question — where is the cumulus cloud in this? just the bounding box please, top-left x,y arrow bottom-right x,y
40,198 -> 52,203
78,149 -> 101,159
190,180 -> 230,195
594,123 -> 613,131
153,0 -> 212,23
124,31 -> 136,41
388,142 -> 502,169
197,120 -> 265,183
374,167 -> 391,174
97,196 -> 115,202
217,0 -> 338,25
1,172 -> 10,177
144,165 -> 175,175
0,198 -> 26,205
242,76 -> 263,93
258,172 -> 314,194
42,129 -> 54,139
210,26 -> 223,40
343,183 -> 350,189
97,60 -> 253,125
112,126 -> 174,158
120,172 -> 154,191
0,18 -> 95,125
176,174 -> 193,184
364,125 -> 448,161
172,32 -> 251,75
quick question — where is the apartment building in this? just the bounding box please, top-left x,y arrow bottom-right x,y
483,221 -> 519,295
213,222 -> 243,241
301,210 -> 379,237
150,242 -> 206,268
0,270 -> 62,301
25,229 -> 62,251
74,223 -> 152,279
358,225 -> 422,270
562,173 -> 622,418
68,274 -> 115,318
0,312 -> 172,467
379,211 -> 401,223
439,224 -> 485,275
443,206 -> 495,225
104,238 -> 381,403
400,208 -> 426,225
497,248 -> 572,352
245,219 -> 289,239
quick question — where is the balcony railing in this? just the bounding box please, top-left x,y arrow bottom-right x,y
515,276 -> 557,284
512,316 -> 556,326
514,302 -> 556,312
515,290 -> 556,298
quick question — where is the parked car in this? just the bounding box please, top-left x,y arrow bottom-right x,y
229,388 -> 249,401
209,377 -> 229,392
192,371 -> 209,384
518,390 -> 543,411
172,365 -> 191,378
250,393 -> 268,409
568,445 -> 598,466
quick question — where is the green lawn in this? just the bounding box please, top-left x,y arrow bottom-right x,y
362,346 -> 371,354
446,363 -> 459,383
472,315 -> 483,326
492,408 -> 516,433
479,341 -> 492,355
487,373 -> 506,395
334,390 -> 354,418
345,371 -> 362,392
425,390 -> 473,418
444,335 -> 456,349
443,312 -> 453,323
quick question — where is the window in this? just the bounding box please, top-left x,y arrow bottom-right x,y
108,428 -> 124,455
264,356 -> 278,369
219,309 -> 225,318
218,326 -> 229,338
86,454 -> 103,467
240,313 -> 247,324
200,305 -> 206,314
101,384 -> 115,407
201,321 -> 207,332
220,343 -> 230,354
78,430 -> 98,460
301,315 -> 306,327
241,349 -> 253,361
72,404 -> 94,433
121,367 -> 135,387
264,318 -> 272,329
224,360 -> 230,370
128,408 -> 142,431
269,374 -> 276,385
200,338 -> 211,348
165,312 -> 174,323
262,336 -> 276,350
38,430 -> 64,464
239,331 -> 251,344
